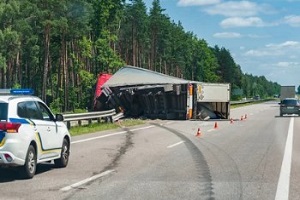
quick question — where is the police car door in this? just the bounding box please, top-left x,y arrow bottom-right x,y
26,101 -> 61,159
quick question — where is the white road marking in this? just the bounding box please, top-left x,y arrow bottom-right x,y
71,125 -> 155,144
60,170 -> 115,192
130,125 -> 155,132
275,117 -> 294,200
167,141 -> 185,148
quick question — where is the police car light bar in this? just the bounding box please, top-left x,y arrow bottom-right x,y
10,89 -> 34,95
0,88 -> 34,95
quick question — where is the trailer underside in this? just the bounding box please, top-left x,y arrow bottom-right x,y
94,66 -> 230,120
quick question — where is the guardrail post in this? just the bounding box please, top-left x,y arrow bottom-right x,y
78,120 -> 82,126
105,116 -> 113,123
67,122 -> 71,130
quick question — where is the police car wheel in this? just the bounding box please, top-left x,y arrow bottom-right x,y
54,139 -> 69,168
21,145 -> 37,179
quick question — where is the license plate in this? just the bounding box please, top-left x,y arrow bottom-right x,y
287,107 -> 294,109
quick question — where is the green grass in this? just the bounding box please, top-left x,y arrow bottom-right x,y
231,98 -> 277,109
69,119 -> 146,136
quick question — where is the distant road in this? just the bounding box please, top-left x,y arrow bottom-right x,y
1,101 -> 299,200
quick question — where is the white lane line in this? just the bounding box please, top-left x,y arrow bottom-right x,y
275,117 -> 294,200
71,131 -> 127,144
167,141 -> 185,148
60,170 -> 115,192
71,125 -> 155,144
207,129 -> 216,132
131,125 -> 155,132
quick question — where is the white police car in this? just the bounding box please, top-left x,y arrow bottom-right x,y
0,89 -> 71,178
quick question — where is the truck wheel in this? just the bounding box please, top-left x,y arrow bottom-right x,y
54,139 -> 70,168
20,145 -> 37,179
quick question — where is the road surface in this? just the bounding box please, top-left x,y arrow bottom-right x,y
1,101 -> 299,200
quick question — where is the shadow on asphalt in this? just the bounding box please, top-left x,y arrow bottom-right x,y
0,163 -> 56,182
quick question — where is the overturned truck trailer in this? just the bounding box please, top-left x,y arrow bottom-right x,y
96,66 -> 230,120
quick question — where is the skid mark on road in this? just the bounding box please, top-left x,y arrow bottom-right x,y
101,127 -> 135,172
198,139 -> 243,200
151,123 -> 215,200
63,127 -> 140,198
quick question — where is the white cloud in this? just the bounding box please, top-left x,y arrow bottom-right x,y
247,34 -> 269,39
220,17 -> 265,28
213,32 -> 242,38
204,1 -> 271,17
266,41 -> 300,49
283,15 -> 300,27
244,41 -> 300,57
177,0 -> 220,6
244,49 -> 281,57
213,32 -> 269,39
276,62 -> 299,68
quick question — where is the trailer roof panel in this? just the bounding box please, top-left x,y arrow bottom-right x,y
102,65 -> 190,87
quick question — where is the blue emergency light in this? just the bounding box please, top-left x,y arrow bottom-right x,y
10,89 -> 34,95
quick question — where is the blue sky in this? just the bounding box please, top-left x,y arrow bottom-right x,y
143,0 -> 300,86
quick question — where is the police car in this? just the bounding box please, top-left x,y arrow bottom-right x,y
0,89 -> 71,178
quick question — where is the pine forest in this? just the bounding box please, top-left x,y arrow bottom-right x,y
0,0 -> 280,112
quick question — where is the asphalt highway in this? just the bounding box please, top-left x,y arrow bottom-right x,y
1,101 -> 299,200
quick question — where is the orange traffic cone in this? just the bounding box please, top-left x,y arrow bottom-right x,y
196,128 -> 202,137
214,122 -> 218,129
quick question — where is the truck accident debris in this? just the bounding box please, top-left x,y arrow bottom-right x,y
94,66 -> 230,120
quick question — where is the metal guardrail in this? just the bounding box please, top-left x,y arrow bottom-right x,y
63,109 -> 117,129
62,99 -> 270,129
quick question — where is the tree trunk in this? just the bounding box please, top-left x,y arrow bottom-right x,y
61,31 -> 68,111
132,24 -> 136,66
15,52 -> 20,86
7,61 -> 12,87
42,24 -> 50,102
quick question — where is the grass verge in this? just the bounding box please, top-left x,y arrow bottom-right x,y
69,119 -> 146,136
231,98 -> 278,109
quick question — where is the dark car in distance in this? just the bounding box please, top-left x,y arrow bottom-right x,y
279,98 -> 300,116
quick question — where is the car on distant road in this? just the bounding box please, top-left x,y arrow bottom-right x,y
0,89 -> 71,179
254,95 -> 260,100
279,98 -> 300,116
